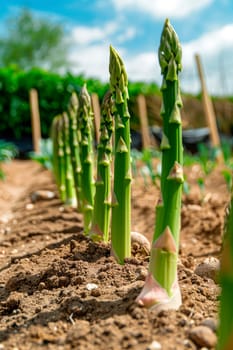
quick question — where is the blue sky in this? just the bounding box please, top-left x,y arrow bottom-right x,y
1,0 -> 233,95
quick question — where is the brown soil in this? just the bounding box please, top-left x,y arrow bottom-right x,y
0,160 -> 229,350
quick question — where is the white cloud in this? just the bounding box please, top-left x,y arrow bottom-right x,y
71,19 -> 137,47
69,20 -> 138,81
71,21 -> 118,45
182,24 -> 233,66
111,0 -> 213,19
181,24 -> 233,95
72,27 -> 105,44
69,44 -> 111,79
125,53 -> 160,82
116,27 -> 136,43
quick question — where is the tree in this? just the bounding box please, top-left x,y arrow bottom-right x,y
0,8 -> 70,71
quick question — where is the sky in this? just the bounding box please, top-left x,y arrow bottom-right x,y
1,0 -> 233,96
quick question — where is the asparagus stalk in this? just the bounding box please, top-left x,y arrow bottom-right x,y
67,92 -> 82,211
218,184 -> 233,350
51,116 -> 59,189
78,84 -> 95,233
51,115 -> 66,202
61,112 -> 76,206
136,19 -> 183,310
90,91 -> 114,242
109,45 -> 132,264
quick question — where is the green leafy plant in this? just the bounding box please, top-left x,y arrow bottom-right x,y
221,138 -> 233,166
0,140 -> 18,179
137,19 -> 183,311
109,45 -> 132,264
197,143 -> 217,176
131,148 -> 162,187
222,169 -> 232,192
29,138 -> 53,169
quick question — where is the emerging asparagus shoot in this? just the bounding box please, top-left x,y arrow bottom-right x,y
51,115 -> 66,202
90,91 -> 114,242
136,19 -> 183,311
67,92 -> 82,211
61,112 -> 76,206
109,45 -> 132,264
78,84 -> 95,233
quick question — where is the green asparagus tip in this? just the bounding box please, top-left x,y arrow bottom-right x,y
68,92 -> 79,115
109,45 -> 128,99
159,18 -> 182,80
71,91 -> 79,108
80,84 -> 90,104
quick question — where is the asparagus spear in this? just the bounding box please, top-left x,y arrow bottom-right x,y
136,19 -> 183,310
67,92 -> 82,211
218,185 -> 233,350
90,91 -> 114,242
78,84 -> 95,233
51,115 -> 66,202
109,45 -> 132,264
61,112 -> 76,206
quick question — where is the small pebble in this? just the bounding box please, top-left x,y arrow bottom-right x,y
186,204 -> 202,211
194,257 -> 220,283
131,231 -> 151,254
59,276 -> 70,287
31,190 -> 55,202
189,325 -> 217,348
178,318 -> 187,327
91,289 -> 101,297
86,283 -> 98,291
0,213 -> 13,224
201,318 -> 218,332
147,340 -> 162,350
38,282 -> 46,291
26,203 -> 34,210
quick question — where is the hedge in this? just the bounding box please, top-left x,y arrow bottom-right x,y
0,66 -> 160,141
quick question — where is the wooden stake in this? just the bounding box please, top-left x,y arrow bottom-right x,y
195,54 -> 223,162
29,89 -> 41,153
91,93 -> 101,144
137,94 -> 152,149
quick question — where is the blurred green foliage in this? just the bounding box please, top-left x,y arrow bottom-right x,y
0,8 -> 70,71
0,140 -> 18,179
0,66 -> 159,140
